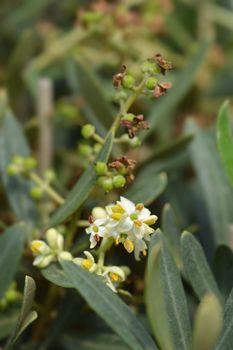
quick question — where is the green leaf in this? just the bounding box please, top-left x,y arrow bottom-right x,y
181,231 -> 222,302
162,204 -> 182,269
192,293 -> 223,350
185,119 -> 233,243
0,223 -> 26,299
62,333 -> 130,350
217,100 -> 233,187
49,132 -> 113,227
42,264 -> 73,288
126,172 -> 167,206
216,287 -> 233,350
145,230 -> 191,350
6,276 -> 37,349
61,260 -> 157,350
213,244 -> 233,301
144,42 -> 210,139
0,108 -> 38,224
74,57 -> 114,134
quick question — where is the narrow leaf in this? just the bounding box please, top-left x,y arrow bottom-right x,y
145,230 -> 191,350
61,260 -> 157,350
192,293 -> 223,350
0,108 -> 38,224
0,223 -> 26,299
126,172 -> 167,205
181,231 -> 222,302
217,100 -> 233,186
42,264 -> 73,288
49,132 -> 113,227
216,288 -> 233,349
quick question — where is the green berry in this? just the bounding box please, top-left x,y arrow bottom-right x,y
114,91 -> 127,102
6,290 -> 17,302
122,113 -> 135,121
122,75 -> 135,89
93,143 -> 102,154
12,155 -> 23,166
30,187 -> 43,200
97,176 -> 106,187
24,157 -> 37,171
146,77 -> 158,90
129,136 -> 141,148
95,162 -> 108,175
113,175 -> 126,188
101,178 -> 113,192
141,61 -> 159,75
81,124 -> 95,139
79,144 -> 93,157
44,169 -> 56,182
6,164 -> 18,176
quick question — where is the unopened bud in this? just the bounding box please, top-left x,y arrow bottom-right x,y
122,75 -> 135,89
95,162 -> 108,175
58,251 -> 73,261
146,77 -> 158,90
113,175 -> 126,188
101,177 -> 113,192
46,228 -> 64,251
23,157 -> 37,171
81,124 -> 95,139
92,207 -> 107,219
30,187 -> 43,200
31,240 -> 50,255
79,144 -> 93,157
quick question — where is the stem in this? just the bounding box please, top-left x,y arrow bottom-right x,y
30,172 -> 64,205
76,220 -> 89,227
97,237 -> 114,269
110,78 -> 146,135
92,133 -> 104,144
64,210 -> 81,250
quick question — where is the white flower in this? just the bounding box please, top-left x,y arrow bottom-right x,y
102,266 -> 125,293
92,207 -> 107,220
32,254 -> 54,268
85,218 -> 109,248
73,251 -> 97,272
30,240 -> 50,255
46,228 -> 64,250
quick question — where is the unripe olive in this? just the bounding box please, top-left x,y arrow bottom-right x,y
113,175 -> 126,188
6,164 -> 18,176
81,124 -> 95,139
95,162 -> 108,175
30,187 -> 43,200
122,75 -> 135,89
146,77 -> 158,90
93,143 -> 102,154
79,144 -> 93,157
128,136 -> 141,148
101,178 -> 113,192
24,157 -> 38,171
114,91 -> 127,102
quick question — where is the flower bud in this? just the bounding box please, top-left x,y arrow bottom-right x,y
114,91 -> 127,102
12,155 -> 24,166
33,254 -> 54,268
113,175 -> 126,188
30,187 -> 43,200
44,169 -> 56,182
101,177 -> 113,192
92,207 -> 107,219
93,143 -> 102,154
122,75 -> 135,89
78,144 -> 93,157
141,61 -> 159,75
81,124 -> 95,139
58,251 -> 73,261
31,240 -> 50,255
128,136 -> 141,148
46,228 -> 64,250
146,77 -> 158,90
23,157 -> 37,171
6,290 -> 18,303
122,113 -> 135,121
95,162 -> 108,175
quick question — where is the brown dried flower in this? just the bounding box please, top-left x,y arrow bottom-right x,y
153,82 -> 172,98
154,53 -> 172,75
112,65 -> 127,89
120,114 -> 150,138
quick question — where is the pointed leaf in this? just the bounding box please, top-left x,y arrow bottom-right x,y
0,223 -> 26,299
145,230 -> 191,350
181,231 -> 222,302
42,264 -> 73,288
0,108 -> 38,224
192,293 -> 223,350
126,172 -> 167,205
49,132 -> 113,227
61,260 -> 157,350
216,288 -> 233,349
217,100 -> 233,187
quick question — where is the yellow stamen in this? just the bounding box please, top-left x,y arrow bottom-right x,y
142,250 -> 147,256
134,219 -> 142,227
109,272 -> 121,282
111,212 -> 123,220
112,204 -> 125,214
136,203 -> 144,211
31,241 -> 44,254
93,225 -> 99,233
115,239 -> 119,245
81,259 -> 93,270
124,239 -> 134,253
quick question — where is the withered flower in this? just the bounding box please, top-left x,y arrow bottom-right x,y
154,53 -> 172,75
153,82 -> 172,98
120,114 -> 150,138
112,64 -> 127,89
109,156 -> 136,184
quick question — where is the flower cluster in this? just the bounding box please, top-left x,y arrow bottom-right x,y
86,196 -> 157,260
30,228 -> 72,268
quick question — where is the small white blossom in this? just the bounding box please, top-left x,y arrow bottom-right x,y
102,266 -> 126,293
73,251 -> 97,272
85,218 -> 108,248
